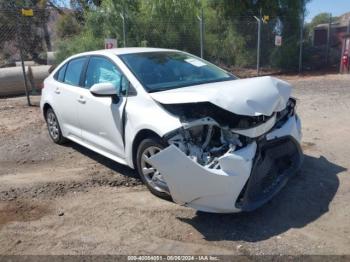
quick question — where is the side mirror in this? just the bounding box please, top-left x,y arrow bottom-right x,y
90,82 -> 117,96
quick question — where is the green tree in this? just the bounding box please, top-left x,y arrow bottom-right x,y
55,0 -> 201,63
55,13 -> 81,38
308,12 -> 333,28
54,0 -> 311,70
135,0 -> 200,54
208,0 -> 310,69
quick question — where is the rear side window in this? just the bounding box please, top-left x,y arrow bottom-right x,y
64,57 -> 86,86
55,63 -> 67,82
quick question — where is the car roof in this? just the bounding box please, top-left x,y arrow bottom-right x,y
77,47 -> 180,57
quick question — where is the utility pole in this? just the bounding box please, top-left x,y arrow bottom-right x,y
326,13 -> 332,65
299,0 -> 304,74
253,9 -> 262,76
198,7 -> 204,58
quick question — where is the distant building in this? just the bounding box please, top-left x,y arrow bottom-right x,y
313,12 -> 350,48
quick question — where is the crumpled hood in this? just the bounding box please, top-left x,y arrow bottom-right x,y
150,76 -> 292,116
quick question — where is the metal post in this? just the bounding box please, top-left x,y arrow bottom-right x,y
120,10 -> 126,47
299,3 -> 304,74
326,13 -> 332,65
199,8 -> 204,58
16,10 -> 31,106
253,15 -> 261,76
339,38 -> 345,73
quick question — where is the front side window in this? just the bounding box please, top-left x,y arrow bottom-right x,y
64,57 -> 87,86
119,51 -> 236,93
85,56 -> 122,91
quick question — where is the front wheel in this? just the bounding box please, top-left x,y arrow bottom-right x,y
136,137 -> 171,200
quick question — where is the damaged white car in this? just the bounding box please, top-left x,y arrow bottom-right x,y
41,48 -> 303,213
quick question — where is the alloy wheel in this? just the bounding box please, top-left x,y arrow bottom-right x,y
140,146 -> 169,193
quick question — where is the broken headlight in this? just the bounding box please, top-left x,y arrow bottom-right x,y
275,98 -> 296,128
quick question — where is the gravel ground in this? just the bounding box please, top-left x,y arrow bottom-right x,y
0,74 -> 349,255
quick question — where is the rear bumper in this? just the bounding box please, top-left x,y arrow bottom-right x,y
149,115 -> 302,213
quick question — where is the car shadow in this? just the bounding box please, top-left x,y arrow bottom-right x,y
65,141 -> 139,179
177,154 -> 346,242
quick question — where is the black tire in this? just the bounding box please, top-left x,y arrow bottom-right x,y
45,107 -> 67,144
136,136 -> 172,200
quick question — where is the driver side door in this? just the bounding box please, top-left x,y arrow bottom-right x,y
77,56 -> 128,159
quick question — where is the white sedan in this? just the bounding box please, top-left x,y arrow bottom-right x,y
40,48 -> 303,213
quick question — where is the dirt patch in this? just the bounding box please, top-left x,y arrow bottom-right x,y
0,200 -> 49,230
0,172 -> 142,201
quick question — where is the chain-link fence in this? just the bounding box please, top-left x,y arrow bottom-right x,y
303,16 -> 347,71
117,14 -> 303,76
0,9 -> 19,67
0,8 -> 50,104
1,5 -> 348,105
115,11 -> 344,76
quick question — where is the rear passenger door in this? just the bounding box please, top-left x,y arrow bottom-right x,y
52,56 -> 87,139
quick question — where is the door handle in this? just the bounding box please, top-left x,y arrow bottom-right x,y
77,96 -> 86,104
54,88 -> 60,94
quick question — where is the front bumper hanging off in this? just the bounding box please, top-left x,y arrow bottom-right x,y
149,115 -> 303,213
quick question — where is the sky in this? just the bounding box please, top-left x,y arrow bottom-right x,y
305,0 -> 350,21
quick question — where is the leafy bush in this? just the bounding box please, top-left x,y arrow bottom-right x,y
55,33 -> 102,64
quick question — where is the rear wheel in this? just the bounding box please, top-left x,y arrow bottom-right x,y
45,108 -> 67,144
136,137 -> 171,200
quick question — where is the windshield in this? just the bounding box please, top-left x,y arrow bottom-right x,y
119,51 -> 236,93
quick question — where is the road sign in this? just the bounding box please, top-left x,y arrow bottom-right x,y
21,8 -> 33,17
275,35 -> 282,46
263,15 -> 269,23
105,38 -> 117,49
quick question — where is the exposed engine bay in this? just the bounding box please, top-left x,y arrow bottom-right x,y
162,98 -> 297,170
